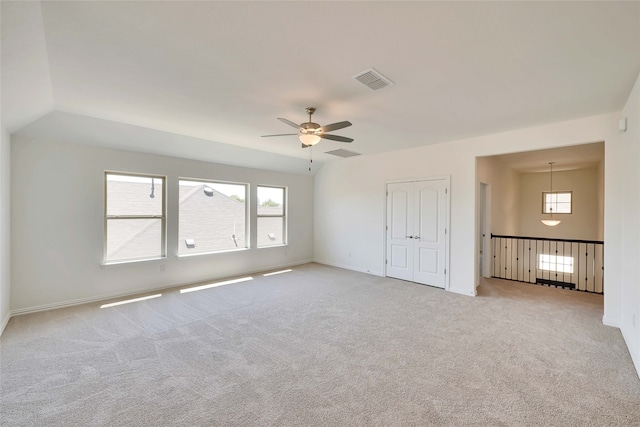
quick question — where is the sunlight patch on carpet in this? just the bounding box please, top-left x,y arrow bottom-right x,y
263,269 -> 292,277
100,294 -> 162,308
180,277 -> 253,294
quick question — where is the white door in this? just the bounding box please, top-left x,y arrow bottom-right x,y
386,179 -> 448,288
386,185 -> 414,281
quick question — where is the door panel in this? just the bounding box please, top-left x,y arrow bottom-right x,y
418,248 -> 438,273
413,180 -> 447,288
391,245 -> 409,268
386,183 -> 413,281
391,190 -> 409,239
418,188 -> 438,242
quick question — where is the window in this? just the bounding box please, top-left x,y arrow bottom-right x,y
542,191 -> 572,214
257,185 -> 286,247
105,172 -> 165,263
179,179 -> 248,255
539,254 -> 574,273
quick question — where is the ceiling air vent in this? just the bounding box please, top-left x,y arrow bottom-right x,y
325,149 -> 361,158
352,68 -> 393,91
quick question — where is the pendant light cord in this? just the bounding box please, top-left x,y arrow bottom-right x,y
549,162 -> 554,216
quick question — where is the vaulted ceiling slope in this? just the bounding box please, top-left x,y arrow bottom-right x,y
2,1 -> 639,172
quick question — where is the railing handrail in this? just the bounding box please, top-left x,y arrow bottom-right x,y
491,233 -> 603,245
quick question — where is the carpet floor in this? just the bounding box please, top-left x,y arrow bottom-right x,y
1,263 -> 639,426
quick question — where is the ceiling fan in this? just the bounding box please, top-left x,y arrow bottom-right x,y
262,107 -> 353,147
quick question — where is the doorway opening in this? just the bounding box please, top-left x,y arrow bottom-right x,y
475,142 -> 604,295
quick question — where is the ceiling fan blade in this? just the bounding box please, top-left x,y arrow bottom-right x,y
321,121 -> 352,133
301,144 -> 309,149
321,134 -> 353,143
261,133 -> 298,137
277,118 -> 301,129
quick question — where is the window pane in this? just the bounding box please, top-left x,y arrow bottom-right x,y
106,219 -> 162,261
258,186 -> 284,216
179,180 -> 247,255
106,174 -> 163,216
546,193 -> 557,204
257,217 -> 284,247
539,254 -> 574,273
543,192 -> 571,214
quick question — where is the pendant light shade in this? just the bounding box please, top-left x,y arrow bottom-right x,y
541,162 -> 561,227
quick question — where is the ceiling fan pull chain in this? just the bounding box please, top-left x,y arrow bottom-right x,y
308,146 -> 313,171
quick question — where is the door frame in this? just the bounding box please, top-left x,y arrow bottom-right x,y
478,182 -> 492,283
384,176 -> 451,290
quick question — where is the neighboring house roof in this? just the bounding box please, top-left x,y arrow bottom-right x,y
106,180 -> 164,261
106,181 -> 282,261
178,184 -> 246,255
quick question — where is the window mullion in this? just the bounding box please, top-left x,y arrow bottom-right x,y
106,215 -> 163,219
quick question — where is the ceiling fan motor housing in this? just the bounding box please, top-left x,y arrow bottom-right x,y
300,122 -> 321,135
261,106 -> 353,145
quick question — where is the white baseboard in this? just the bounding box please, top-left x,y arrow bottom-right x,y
313,259 -> 383,277
449,286 -> 477,297
11,259 -> 314,317
0,311 -> 10,336
602,316 -> 621,328
630,348 -> 640,380
620,325 -> 640,379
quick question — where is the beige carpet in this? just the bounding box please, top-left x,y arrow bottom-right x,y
1,263 -> 639,426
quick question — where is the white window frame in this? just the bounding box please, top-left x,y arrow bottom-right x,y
178,178 -> 249,256
257,185 -> 287,248
104,171 -> 166,264
538,254 -> 574,274
542,191 -> 572,214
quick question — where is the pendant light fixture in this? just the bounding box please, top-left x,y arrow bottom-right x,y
541,162 -> 561,227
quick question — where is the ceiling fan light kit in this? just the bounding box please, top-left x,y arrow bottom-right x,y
262,107 -> 353,147
299,133 -> 321,146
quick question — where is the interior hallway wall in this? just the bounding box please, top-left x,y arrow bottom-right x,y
518,167 -> 600,240
477,156 -> 520,236
619,72 -> 640,375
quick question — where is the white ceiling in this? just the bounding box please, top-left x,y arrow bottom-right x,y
2,1 -> 639,173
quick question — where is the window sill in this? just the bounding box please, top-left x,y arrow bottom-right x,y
102,256 -> 167,268
257,243 -> 288,249
177,247 -> 250,258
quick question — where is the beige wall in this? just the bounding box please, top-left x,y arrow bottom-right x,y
597,159 -> 604,241
477,156 -> 520,236
518,167 -> 600,240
